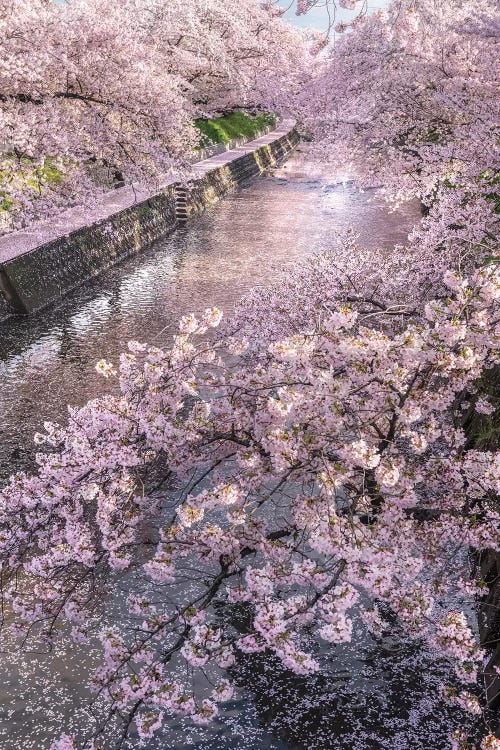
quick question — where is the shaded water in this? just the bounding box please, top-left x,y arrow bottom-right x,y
0,150 -> 485,749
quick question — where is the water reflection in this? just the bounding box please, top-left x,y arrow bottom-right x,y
0,149 -> 476,750
0,149 -> 418,481
233,621 -> 482,750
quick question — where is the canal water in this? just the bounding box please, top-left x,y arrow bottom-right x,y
0,150 -> 485,749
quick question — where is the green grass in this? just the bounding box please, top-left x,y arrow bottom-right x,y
195,111 -> 276,148
0,156 -> 63,216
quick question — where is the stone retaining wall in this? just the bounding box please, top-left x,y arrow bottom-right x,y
0,120 -> 298,321
187,128 -> 298,218
0,188 -> 178,317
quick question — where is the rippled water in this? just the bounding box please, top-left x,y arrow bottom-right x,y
0,150 -> 485,750
0,150 -> 418,481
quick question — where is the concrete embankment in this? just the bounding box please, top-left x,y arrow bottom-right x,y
0,120 -> 298,320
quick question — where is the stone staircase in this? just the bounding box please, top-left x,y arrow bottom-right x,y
175,186 -> 189,225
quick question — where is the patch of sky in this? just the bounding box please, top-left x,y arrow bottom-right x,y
280,1 -> 390,32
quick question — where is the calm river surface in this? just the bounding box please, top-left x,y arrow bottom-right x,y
0,150 -> 485,749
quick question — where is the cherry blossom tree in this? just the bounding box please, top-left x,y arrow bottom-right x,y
0,1 -> 498,749
1,254 -> 498,750
300,0 -> 498,280
0,0 -> 310,230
